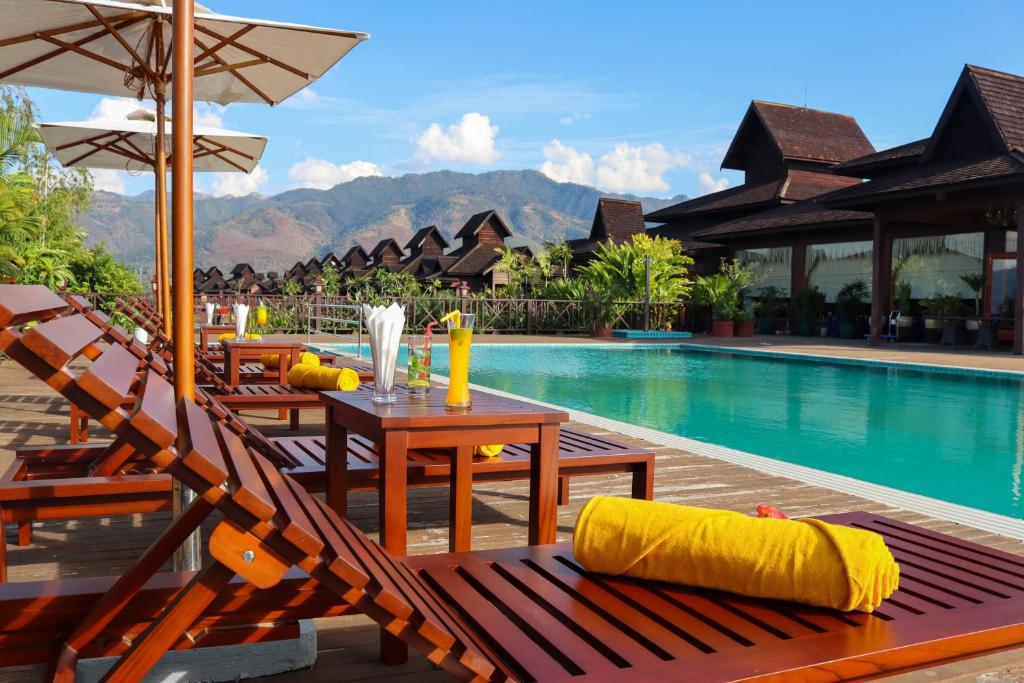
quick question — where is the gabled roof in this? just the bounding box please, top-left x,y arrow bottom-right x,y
341,245 -> 369,262
922,64 -> 1024,163
644,170 -> 860,222
832,139 -> 928,178
204,266 -> 224,278
304,257 -> 321,274
319,253 -> 342,269
405,225 -> 451,252
369,238 -> 404,262
694,193 -> 873,240
454,210 -> 513,241
230,263 -> 254,276
722,101 -> 875,171
590,198 -> 646,242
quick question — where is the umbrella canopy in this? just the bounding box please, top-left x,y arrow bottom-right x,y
0,0 -> 369,105
38,108 -> 267,172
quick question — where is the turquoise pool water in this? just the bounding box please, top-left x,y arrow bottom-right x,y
321,343 -> 1024,520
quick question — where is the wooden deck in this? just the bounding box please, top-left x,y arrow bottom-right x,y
0,354 -> 1022,681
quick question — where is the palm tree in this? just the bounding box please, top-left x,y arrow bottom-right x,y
545,240 -> 573,279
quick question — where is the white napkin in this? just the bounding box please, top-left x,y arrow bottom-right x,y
133,328 -> 149,345
235,304 -> 249,339
362,302 -> 405,398
205,302 -> 214,325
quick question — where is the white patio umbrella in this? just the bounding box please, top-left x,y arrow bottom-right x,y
37,108 -> 268,329
0,0 -> 368,572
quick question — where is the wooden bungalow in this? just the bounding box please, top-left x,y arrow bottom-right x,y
340,245 -> 370,279
229,263 -> 257,282
823,64 -> 1024,351
368,238 -> 405,272
568,197 -> 648,271
285,260 -> 307,282
319,252 -> 343,273
647,101 -> 875,278
195,265 -> 228,294
438,210 -> 514,290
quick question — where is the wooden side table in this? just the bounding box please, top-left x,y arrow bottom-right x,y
198,323 -> 236,352
221,339 -> 302,387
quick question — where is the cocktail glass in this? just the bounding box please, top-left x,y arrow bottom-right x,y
407,334 -> 431,397
445,314 -> 475,409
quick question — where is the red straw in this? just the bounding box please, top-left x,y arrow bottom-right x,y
425,321 -> 439,343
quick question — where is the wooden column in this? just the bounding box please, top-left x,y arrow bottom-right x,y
1015,205 -> 1024,355
789,241 -> 807,330
869,216 -> 892,346
154,86 -> 172,339
171,0 -> 199,573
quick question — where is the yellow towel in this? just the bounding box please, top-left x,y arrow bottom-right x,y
287,364 -> 359,392
218,333 -> 261,342
261,351 -> 320,370
573,497 -> 899,613
474,444 -> 504,457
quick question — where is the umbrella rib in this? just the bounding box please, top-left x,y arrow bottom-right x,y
193,24 -> 255,65
112,131 -> 153,161
54,130 -> 118,152
37,34 -> 132,73
194,23 -> 311,80
85,4 -> 159,83
197,136 -> 256,162
66,138 -> 148,167
192,138 -> 247,172
186,34 -> 273,105
194,58 -> 265,78
0,10 -> 146,48
0,15 -> 149,81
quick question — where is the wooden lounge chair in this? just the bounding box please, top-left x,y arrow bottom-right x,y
0,286 -> 652,580
1,285 -> 1023,681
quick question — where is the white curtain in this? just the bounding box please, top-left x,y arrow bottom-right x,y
736,247 -> 792,295
805,241 -> 873,302
892,233 -> 983,298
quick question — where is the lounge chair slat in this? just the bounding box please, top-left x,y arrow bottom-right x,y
77,344 -> 140,412
22,315 -> 103,370
0,285 -> 68,326
248,449 -> 325,558
128,371 -> 179,451
215,423 -> 276,522
177,401 -> 229,488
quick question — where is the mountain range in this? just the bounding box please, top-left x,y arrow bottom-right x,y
79,169 -> 685,274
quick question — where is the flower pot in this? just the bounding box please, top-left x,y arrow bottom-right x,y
755,318 -> 776,335
838,321 -> 859,339
734,319 -> 754,337
711,319 -> 734,337
591,323 -> 612,338
795,321 -> 816,337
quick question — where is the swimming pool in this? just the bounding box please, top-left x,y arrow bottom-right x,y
318,342 -> 1024,520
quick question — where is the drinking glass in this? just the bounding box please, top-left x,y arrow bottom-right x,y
407,334 -> 432,397
445,314 -> 475,409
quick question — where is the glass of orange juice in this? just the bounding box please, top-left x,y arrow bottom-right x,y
445,314 -> 475,409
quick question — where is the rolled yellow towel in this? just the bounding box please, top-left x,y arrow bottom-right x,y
573,497 -> 899,613
218,332 -> 261,342
299,351 -> 321,367
287,363 -> 315,386
263,350 -> 320,370
474,444 -> 504,457
289,365 -> 359,392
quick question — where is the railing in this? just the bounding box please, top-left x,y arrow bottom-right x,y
83,292 -> 686,335
306,300 -> 363,354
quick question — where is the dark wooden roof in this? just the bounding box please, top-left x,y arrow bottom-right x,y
454,210 -> 513,241
405,225 -> 450,252
341,245 -> 368,262
319,253 -> 343,269
832,139 -> 928,178
722,101 -> 874,171
369,238 -> 404,263
695,195 -> 873,240
443,242 -> 502,276
645,170 -> 860,221
230,263 -> 254,277
205,266 -> 224,278
590,197 -> 646,242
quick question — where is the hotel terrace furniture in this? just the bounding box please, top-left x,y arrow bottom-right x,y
321,386 -> 569,556
1,287 -> 1023,680
0,286 -> 653,581
198,323 -> 237,352
220,338 -> 303,387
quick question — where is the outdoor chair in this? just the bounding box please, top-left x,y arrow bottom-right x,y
0,285 -> 653,581
0,285 -> 1023,681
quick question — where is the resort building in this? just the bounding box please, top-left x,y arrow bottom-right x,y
399,225 -> 452,281
567,197 -> 647,272
436,209 -> 514,291
367,238 -> 406,272
339,245 -> 370,279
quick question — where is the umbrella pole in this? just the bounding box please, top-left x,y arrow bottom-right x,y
154,90 -> 172,339
171,0 -> 200,573
153,199 -> 162,316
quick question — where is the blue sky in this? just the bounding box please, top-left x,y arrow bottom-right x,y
23,0 -> 1024,199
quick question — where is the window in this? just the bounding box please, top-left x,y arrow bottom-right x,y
891,233 -> 983,299
805,241 -> 873,302
735,247 -> 792,295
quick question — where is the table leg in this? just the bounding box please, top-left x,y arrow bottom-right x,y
325,411 -> 349,517
529,423 -> 560,546
379,429 -> 409,666
379,430 -> 409,556
449,445 -> 473,552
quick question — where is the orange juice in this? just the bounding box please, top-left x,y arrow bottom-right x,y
446,327 -> 473,408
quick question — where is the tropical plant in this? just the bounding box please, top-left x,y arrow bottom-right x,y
493,246 -> 529,297
691,273 -> 740,320
959,272 -> 984,315
69,243 -> 142,293
894,280 -> 912,313
545,239 -> 573,279
792,285 -> 826,324
921,294 -> 969,318
320,262 -> 341,296
343,268 -> 422,304
835,279 -> 869,323
754,285 -> 785,320
282,278 -> 302,295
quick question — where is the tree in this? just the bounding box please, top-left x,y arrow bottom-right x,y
545,240 -> 573,279
69,243 -> 142,293
282,278 -> 302,295
577,234 -> 694,303
320,262 -> 341,295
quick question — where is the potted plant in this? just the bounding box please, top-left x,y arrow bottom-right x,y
921,294 -> 968,344
835,279 -> 868,339
585,289 -> 617,338
893,280 -> 914,341
691,273 -> 736,337
754,286 -> 784,335
792,286 -> 825,336
734,307 -> 755,337
959,273 -> 984,342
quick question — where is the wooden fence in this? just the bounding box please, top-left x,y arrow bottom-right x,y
84,292 -> 686,335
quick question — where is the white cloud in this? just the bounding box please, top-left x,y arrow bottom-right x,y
559,113 -> 590,125
698,172 -> 730,194
87,97 -> 224,127
287,157 -> 383,190
90,168 -> 126,193
209,165 -> 269,197
413,112 -> 499,165
538,140 -> 594,186
539,140 -> 689,194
